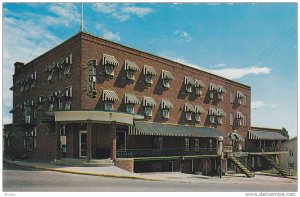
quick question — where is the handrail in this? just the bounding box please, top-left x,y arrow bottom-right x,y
116,147 -> 218,158
238,157 -> 255,175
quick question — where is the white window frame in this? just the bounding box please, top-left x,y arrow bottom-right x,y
144,106 -> 153,117
209,116 -> 215,124
162,109 -> 170,119
186,84 -> 193,93
105,65 -> 115,77
126,70 -> 135,80
185,112 -> 192,121
195,113 -> 201,122
49,103 -> 54,112
126,104 -> 134,113
64,64 -> 72,76
195,139 -> 199,151
65,100 -> 71,110
162,79 -> 170,89
104,101 -> 114,111
217,116 -> 222,124
195,87 -> 202,96
144,74 -> 153,85
243,95 -> 247,106
229,113 -> 234,126
185,138 -> 189,151
47,71 -> 54,82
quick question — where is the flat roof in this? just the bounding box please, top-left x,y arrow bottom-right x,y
19,31 -> 250,89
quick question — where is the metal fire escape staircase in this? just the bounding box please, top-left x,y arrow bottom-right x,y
260,155 -> 288,177
229,156 -> 255,178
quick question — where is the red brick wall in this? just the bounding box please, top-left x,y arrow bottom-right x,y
114,159 -> 134,172
79,33 -> 250,138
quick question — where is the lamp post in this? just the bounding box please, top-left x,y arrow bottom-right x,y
218,136 -> 224,178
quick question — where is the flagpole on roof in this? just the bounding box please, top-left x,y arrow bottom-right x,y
80,3 -> 88,33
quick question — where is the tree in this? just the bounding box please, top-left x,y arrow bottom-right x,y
281,127 -> 289,139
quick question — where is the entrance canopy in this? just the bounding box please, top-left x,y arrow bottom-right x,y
129,121 -> 225,138
248,130 -> 288,140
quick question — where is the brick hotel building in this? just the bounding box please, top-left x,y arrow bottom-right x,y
3,32 -> 288,176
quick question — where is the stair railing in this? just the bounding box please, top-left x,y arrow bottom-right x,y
238,157 -> 255,175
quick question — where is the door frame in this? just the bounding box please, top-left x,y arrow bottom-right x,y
79,130 -> 87,158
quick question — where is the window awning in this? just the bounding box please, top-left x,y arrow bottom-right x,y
103,54 -> 119,66
47,63 -> 55,72
142,96 -> 156,107
195,105 -> 205,114
236,111 -> 246,119
248,130 -> 288,140
195,79 -> 206,88
161,99 -> 174,109
124,60 -> 140,71
237,91 -> 245,98
228,132 -> 245,142
217,109 -> 226,117
184,76 -> 195,86
124,93 -> 140,105
209,107 -> 217,115
184,103 -> 195,112
218,85 -> 227,93
143,65 -> 157,76
161,70 -> 175,80
102,90 -> 119,102
209,83 -> 217,91
129,121 -> 225,138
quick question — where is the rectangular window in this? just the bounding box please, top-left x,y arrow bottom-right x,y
288,163 -> 295,169
65,100 -> 71,110
210,116 -> 215,124
195,87 -> 202,96
144,75 -> 153,84
126,70 -> 135,81
243,95 -> 247,106
209,91 -> 214,99
186,85 -> 192,94
49,103 -> 54,112
105,65 -> 114,77
209,139 -> 213,151
195,113 -> 201,122
30,80 -> 36,88
104,101 -> 113,111
126,105 -> 134,113
162,109 -> 170,119
229,113 -> 234,126
144,107 -> 152,117
230,91 -> 235,103
195,139 -> 199,151
162,79 -> 170,89
58,98 -> 63,110
47,71 -> 54,81
185,112 -> 192,121
217,117 -> 222,124
243,116 -> 247,126
185,138 -> 189,151
64,64 -> 71,76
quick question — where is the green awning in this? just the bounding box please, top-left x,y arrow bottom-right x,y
248,130 -> 288,140
129,121 -> 225,138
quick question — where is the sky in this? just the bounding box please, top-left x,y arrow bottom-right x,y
2,3 -> 298,137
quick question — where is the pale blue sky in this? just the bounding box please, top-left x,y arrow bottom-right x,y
2,3 -> 297,137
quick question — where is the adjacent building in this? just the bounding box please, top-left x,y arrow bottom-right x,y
3,32 -> 288,176
280,137 -> 297,173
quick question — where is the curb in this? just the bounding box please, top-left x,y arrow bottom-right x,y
255,172 -> 297,180
3,160 -> 161,182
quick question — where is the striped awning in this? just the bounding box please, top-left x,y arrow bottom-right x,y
124,60 -> 139,71
143,65 -> 157,76
65,53 -> 72,65
218,85 -> 227,93
209,83 -> 217,91
161,70 -> 175,80
195,105 -> 205,114
143,96 -> 156,107
161,99 -> 174,109
228,132 -> 245,142
58,87 -> 72,98
209,107 -> 217,115
129,121 -> 225,137
248,130 -> 288,141
47,63 -> 55,72
184,103 -> 195,112
236,111 -> 246,119
195,79 -> 206,88
124,93 -> 140,105
217,109 -> 226,117
102,90 -> 119,102
184,76 -> 195,86
30,72 -> 37,80
56,57 -> 65,68
237,91 -> 245,98
103,54 -> 119,66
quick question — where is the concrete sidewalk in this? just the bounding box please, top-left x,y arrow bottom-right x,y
3,159 -> 160,181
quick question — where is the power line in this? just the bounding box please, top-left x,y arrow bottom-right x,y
244,26 -> 295,67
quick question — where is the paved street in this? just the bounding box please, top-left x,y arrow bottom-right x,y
3,163 -> 297,192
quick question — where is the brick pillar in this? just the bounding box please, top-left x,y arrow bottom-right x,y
55,121 -> 61,160
110,121 -> 117,161
87,120 -> 92,162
